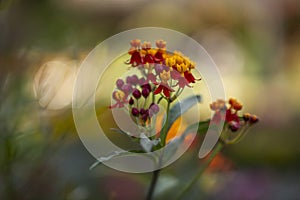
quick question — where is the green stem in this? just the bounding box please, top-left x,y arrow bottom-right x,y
2,136 -> 16,200
157,95 -> 165,105
152,86 -> 155,104
176,141 -> 224,199
170,88 -> 182,102
225,125 -> 250,144
146,169 -> 161,200
146,99 -> 171,199
160,100 -> 171,146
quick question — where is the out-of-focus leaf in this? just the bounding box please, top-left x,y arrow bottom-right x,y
154,175 -> 179,197
161,136 -> 184,164
89,150 -> 128,170
161,120 -> 210,163
160,95 -> 201,144
110,128 -> 133,137
167,95 -> 201,132
89,149 -> 159,170
182,120 -> 210,137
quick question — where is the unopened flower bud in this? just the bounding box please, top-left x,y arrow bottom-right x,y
229,121 -> 240,132
131,107 -> 139,116
129,97 -> 134,105
233,102 -> 243,111
250,115 -> 259,124
142,87 -> 150,98
126,76 -> 132,84
132,89 -> 141,99
131,75 -> 139,85
140,108 -> 148,115
243,113 -> 251,121
141,83 -> 151,91
229,98 -> 237,105
141,113 -> 149,121
116,79 -> 124,89
149,103 -> 160,116
121,84 -> 133,94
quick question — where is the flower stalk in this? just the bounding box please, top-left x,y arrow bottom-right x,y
146,169 -> 161,200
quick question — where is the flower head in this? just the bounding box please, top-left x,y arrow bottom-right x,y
109,90 -> 128,109
159,70 -> 171,82
166,51 -> 200,88
112,39 -> 202,128
210,98 -> 259,132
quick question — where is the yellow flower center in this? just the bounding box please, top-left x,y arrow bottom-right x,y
115,90 -> 125,100
160,70 -> 171,82
165,51 -> 196,73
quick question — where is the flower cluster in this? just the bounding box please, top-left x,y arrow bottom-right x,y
129,83 -> 160,126
210,98 -> 259,132
125,39 -> 200,98
110,39 -> 201,128
110,74 -> 160,126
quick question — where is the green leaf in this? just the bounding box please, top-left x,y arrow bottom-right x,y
182,120 -> 210,137
89,150 -> 128,170
161,136 -> 184,164
160,95 -> 201,145
110,128 -> 133,138
89,149 -> 159,170
167,95 -> 201,132
154,175 -> 179,197
161,120 -> 210,163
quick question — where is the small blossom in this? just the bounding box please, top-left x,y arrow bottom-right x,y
156,40 -> 166,49
154,83 -> 174,98
159,70 -> 171,82
109,90 -> 128,109
153,70 -> 174,97
127,50 -> 142,67
143,53 -> 155,64
154,40 -> 167,62
126,75 -> 139,85
184,71 -> 200,84
141,41 -> 151,50
166,52 -> 200,88
147,73 -> 156,83
130,39 -> 141,49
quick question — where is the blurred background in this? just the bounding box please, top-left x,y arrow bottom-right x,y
0,0 -> 300,199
